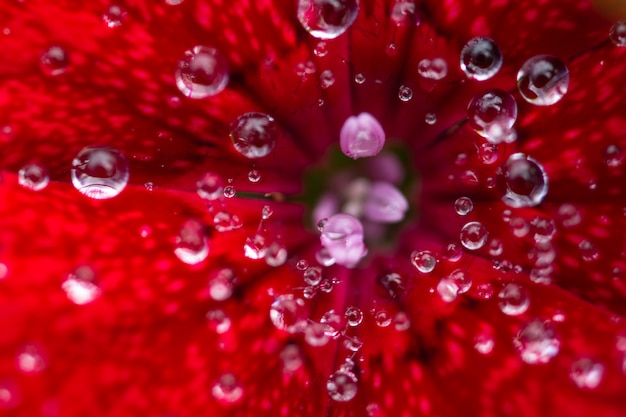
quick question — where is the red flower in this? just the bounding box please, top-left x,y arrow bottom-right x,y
1,0 -> 626,416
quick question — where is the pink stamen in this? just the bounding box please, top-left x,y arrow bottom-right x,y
340,112 -> 385,159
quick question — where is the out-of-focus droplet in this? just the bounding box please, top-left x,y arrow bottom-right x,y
417,58 -> 447,80
570,358 -> 604,389
467,89 -> 517,143
424,112 -> 437,125
326,370 -> 358,402
297,0 -> 359,39
62,265 -> 101,305
208,268 -> 236,301
206,309 -> 231,334
460,37 -> 502,81
410,250 -> 436,273
212,373 -> 243,405
175,45 -> 229,99
354,73 -> 366,84
18,163 -> 49,191
390,0 -> 417,26
40,46 -> 69,76
16,344 -> 47,374
270,294 -> 308,333
71,145 -> 129,200
197,172 -> 223,201
174,219 -> 209,265
517,55 -> 569,106
514,319 -> 560,364
320,69 -> 335,89
102,4 -> 126,28
398,85 -> 413,102
610,21 -> 626,46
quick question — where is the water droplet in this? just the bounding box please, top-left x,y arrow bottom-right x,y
303,266 -> 323,286
513,319 -> 560,364
394,311 -> 411,331
102,5 -> 126,28
442,242 -> 463,262
270,294 -> 308,333
340,112 -> 386,160
320,69 -> 335,88
460,221 -> 488,250
16,344 -> 47,373
327,370 -> 358,402
410,250 -> 436,273
398,85 -> 413,102
498,283 -> 529,316
354,73 -> 366,84
390,0 -> 417,25
478,142 -> 499,164
223,185 -> 236,198
197,172 -> 223,201
474,334 -> 494,354
603,144 -> 624,167
610,21 -> 626,47
320,213 -> 367,267
244,232 -> 269,260
424,112 -> 437,125
417,58 -> 448,80
467,89 -> 517,143
213,211 -> 242,232
297,0 -> 359,39
321,310 -> 344,338
208,268 -> 236,301
247,169 -> 261,183
174,219 -> 209,265
501,153 -> 548,208
206,309 -> 231,334
345,306 -> 363,326
280,344 -> 303,372
18,162 -> 49,191
373,309 -> 392,327
437,277 -> 459,302
570,358 -> 604,389
40,46 -> 69,76
211,373 -> 243,404
266,241 -> 287,267
303,286 -> 317,299
229,112 -> 278,159
175,45 -> 229,99
343,335 -> 363,351
71,145 -> 129,200
517,55 -> 569,106
315,247 -> 336,266
460,37 -> 502,81
62,265 -> 101,305
378,272 -> 405,298
579,240 -> 599,262
454,196 -> 473,216
296,259 -> 309,270
314,41 -> 329,57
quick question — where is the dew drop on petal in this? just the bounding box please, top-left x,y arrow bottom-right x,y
579,240 -> 599,262
514,319 -> 560,364
40,46 -> 69,76
297,0 -> 359,39
206,309 -> 232,334
296,259 -> 309,270
373,309 -> 392,327
467,89 -> 517,143
417,58 -> 448,80
270,294 -> 308,333
265,242 -> 288,267
102,4 -> 126,28
16,344 -> 47,374
363,181 -> 408,223
320,213 -> 367,267
474,334 -> 495,354
345,306 -> 363,326
229,112 -> 278,159
410,250 -> 437,273
174,219 -> 209,265
305,322 -> 330,346
197,172 -> 223,201
454,196 -> 473,216
327,370 -> 358,402
18,163 -> 49,191
398,85 -> 413,102
62,266 -> 101,305
0,380 -> 20,410
280,344 -> 303,372
321,310 -> 344,338
501,153 -> 548,208
244,232 -> 269,260
437,277 -> 460,302
394,311 -> 411,331
71,145 -> 129,200
354,73 -> 366,84
390,0 -> 417,25
570,359 -> 604,389
478,142 -> 499,164
212,373 -> 243,405
175,45 -> 229,99
442,242 -> 463,262
340,112 -> 386,160
460,221 -> 488,250
343,335 -> 364,351
610,21 -> 626,46
517,55 -> 569,106
320,69 -> 335,89
603,144 -> 624,167
460,37 -> 502,81
223,185 -> 236,198
213,211 -> 242,232
208,268 -> 236,301
498,283 -> 530,316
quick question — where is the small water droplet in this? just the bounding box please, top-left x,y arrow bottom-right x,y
410,250 -> 437,273
343,335 -> 363,351
71,145 -> 129,200
244,232 -> 269,260
40,46 -> 69,76
270,294 -> 308,333
314,41 -> 329,57
498,283 -> 530,316
579,240 -> 599,262
16,344 -> 47,374
280,344 -> 303,372
102,4 -> 126,28
398,85 -> 413,101
460,37 -> 502,81
417,58 -> 448,80
603,144 -> 624,167
305,322 -> 330,346
208,268 -> 236,301
390,0 -> 417,25
373,309 -> 392,327
501,153 -> 548,208
175,45 -> 229,99
517,55 -> 569,106
326,370 -> 358,402
354,73 -> 366,84
206,309 -> 232,334
213,211 -> 242,232
297,0 -> 359,39
144,181 -> 154,191
248,169 -> 261,183
394,311 -> 411,331
570,358 -> 604,389
265,241 -> 288,267
174,219 -> 210,265
610,21 -> 626,47
197,172 -> 223,201
296,259 -> 309,270
513,319 -> 560,364
230,112 -> 278,159
320,69 -> 335,89
18,162 -> 49,191
474,334 -> 494,354
478,142 -> 499,164
454,196 -> 473,216
460,221 -> 488,250
442,242 -> 463,262
321,310 -> 344,338
303,266 -> 323,286
424,112 -> 437,125
345,306 -> 363,326
467,89 -> 517,143
223,185 -> 236,198
212,373 -> 243,404
62,265 -> 101,305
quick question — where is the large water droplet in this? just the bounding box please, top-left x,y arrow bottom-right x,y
18,162 -> 49,191
513,319 -> 560,364
297,0 -> 359,39
305,322 -> 330,346
16,344 -> 47,374
460,37 -> 502,81
230,112 -> 278,159
610,21 -> 626,47
467,89 -> 517,143
498,283 -> 529,316
270,294 -> 308,333
62,266 -> 101,305
454,196 -> 473,216
304,266 -> 323,286
460,221 -> 488,250
197,172 -> 224,201
40,46 -> 69,76
320,213 -> 367,267
517,55 -> 569,106
501,153 -> 548,208
175,45 -> 229,99
390,0 -> 417,26
327,370 -> 358,402
174,219 -> 210,265
340,112 -> 386,160
321,310 -> 344,338
71,145 -> 129,199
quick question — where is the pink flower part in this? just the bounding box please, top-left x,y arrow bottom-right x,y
363,181 -> 409,223
339,112 -> 385,159
320,213 -> 367,268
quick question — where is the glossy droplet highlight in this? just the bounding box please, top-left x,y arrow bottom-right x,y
40,46 -> 69,76
498,283 -> 530,316
270,294 -> 308,333
102,5 -> 126,28
411,250 -> 436,273
62,266 -> 101,305
514,319 -> 560,364
18,163 -> 49,191
610,21 -> 626,47
517,55 -> 569,106
460,37 -> 502,81
327,370 -> 358,402
71,145 -> 129,199
460,221 -> 488,250
175,45 -> 229,99
208,268 -> 235,301
501,153 -> 548,208
320,213 -> 367,268
230,112 -> 278,159
398,85 -> 413,102
418,58 -> 447,80
297,0 -> 359,40
340,112 -> 385,159
174,219 -> 209,265
467,89 -> 517,143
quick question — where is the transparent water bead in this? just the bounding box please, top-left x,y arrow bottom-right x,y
340,112 -> 385,159
454,196 -> 473,216
467,89 -> 517,143
345,306 -> 363,326
570,358 -> 604,389
320,70 -> 335,89
212,373 -> 243,404
460,37 -> 503,81
363,181 -> 409,223
40,46 -> 69,76
174,219 -> 210,265
208,268 -> 236,301
410,250 -> 436,273
304,266 -> 323,286
610,21 -> 626,47
517,55 -> 569,106
175,45 -> 229,99
102,5 -> 126,28
398,85 -> 413,102
460,221 -> 488,250
71,145 -> 129,200
498,283 -> 529,316
269,294 -> 308,333
501,153 -> 548,208
230,112 -> 278,159
197,172 -> 224,200
18,163 -> 49,191
417,58 -> 448,80
319,213 -> 367,268
297,0 -> 359,40
327,370 -> 358,402
62,266 -> 101,305
513,319 -> 560,364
